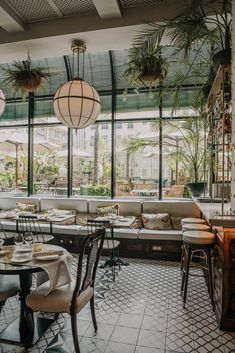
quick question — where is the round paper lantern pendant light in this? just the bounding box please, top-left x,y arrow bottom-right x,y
53,40 -> 101,130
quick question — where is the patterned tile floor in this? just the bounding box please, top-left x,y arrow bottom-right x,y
0,257 -> 235,353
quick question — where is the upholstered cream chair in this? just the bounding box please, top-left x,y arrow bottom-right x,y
25,228 -> 105,352
0,275 -> 20,312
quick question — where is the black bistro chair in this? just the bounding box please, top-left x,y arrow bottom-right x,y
25,228 -> 105,352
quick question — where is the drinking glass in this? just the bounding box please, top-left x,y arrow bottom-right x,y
24,232 -> 34,249
14,233 -> 24,249
0,238 -> 4,248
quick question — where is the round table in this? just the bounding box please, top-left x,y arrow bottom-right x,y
0,245 -> 65,347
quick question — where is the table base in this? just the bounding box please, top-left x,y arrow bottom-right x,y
0,316 -> 53,346
100,256 -> 129,268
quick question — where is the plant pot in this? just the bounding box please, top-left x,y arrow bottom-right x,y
15,71 -> 41,92
186,182 -> 207,197
140,61 -> 168,83
212,48 -> 231,73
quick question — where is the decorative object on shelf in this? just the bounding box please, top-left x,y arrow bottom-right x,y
1,54 -> 53,95
0,89 -> 6,117
53,40 -> 101,130
123,34 -> 169,90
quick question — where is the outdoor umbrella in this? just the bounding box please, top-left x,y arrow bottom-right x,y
0,132 -> 60,188
57,148 -> 92,158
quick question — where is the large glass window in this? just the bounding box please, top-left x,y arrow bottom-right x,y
0,127 -> 28,194
115,121 -> 159,198
33,126 -> 68,196
72,124 -> 111,197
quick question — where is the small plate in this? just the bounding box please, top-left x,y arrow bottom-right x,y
36,254 -> 60,261
11,257 -> 31,264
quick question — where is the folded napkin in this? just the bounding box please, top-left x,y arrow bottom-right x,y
33,250 -> 63,257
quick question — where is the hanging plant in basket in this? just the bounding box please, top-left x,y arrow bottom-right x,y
123,37 -> 169,89
2,55 -> 54,95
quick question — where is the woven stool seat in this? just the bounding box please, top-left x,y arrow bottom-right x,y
183,231 -> 215,245
181,218 -> 206,225
182,223 -> 210,232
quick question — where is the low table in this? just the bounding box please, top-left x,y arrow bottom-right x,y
94,216 -> 135,268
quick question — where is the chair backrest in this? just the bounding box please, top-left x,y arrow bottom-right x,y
18,215 -> 46,242
71,227 -> 105,308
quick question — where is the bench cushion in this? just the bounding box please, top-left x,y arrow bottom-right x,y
139,229 -> 182,241
0,197 -> 40,212
40,198 -> 88,213
88,200 -> 142,216
142,200 -> 200,218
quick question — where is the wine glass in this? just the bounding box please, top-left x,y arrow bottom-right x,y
14,233 -> 24,250
24,232 -> 34,249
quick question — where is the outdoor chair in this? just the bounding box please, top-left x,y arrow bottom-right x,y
165,184 -> 185,198
25,228 -> 106,352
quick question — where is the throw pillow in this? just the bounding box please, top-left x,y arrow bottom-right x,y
96,205 -> 119,217
142,213 -> 172,230
171,216 -> 182,230
16,202 -> 37,213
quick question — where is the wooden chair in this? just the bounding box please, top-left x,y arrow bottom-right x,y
18,215 -> 53,244
25,227 -> 106,352
165,185 -> 185,198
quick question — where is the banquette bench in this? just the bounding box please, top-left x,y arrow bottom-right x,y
0,197 -> 201,260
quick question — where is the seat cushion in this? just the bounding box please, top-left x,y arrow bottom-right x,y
181,218 -> 206,225
113,228 -> 139,239
0,275 -> 19,301
183,231 -> 215,244
182,223 -> 210,232
52,224 -> 83,235
139,229 -> 182,241
26,279 -> 94,314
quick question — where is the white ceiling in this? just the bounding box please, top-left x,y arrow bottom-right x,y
0,0 -> 190,63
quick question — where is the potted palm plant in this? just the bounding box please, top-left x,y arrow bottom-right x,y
133,0 -> 231,98
123,35 -> 169,88
2,54 -> 54,94
126,93 -> 209,197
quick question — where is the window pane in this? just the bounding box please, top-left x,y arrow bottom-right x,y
33,125 -> 68,196
116,121 -> 159,198
0,101 -> 28,126
0,127 -> 28,195
72,124 -> 111,197
162,119 -> 206,199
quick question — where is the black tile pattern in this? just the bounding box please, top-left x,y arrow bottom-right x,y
0,258 -> 235,353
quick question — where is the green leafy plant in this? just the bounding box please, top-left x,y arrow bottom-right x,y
80,185 -> 111,196
123,33 -> 169,89
127,93 -> 209,183
131,0 -> 231,108
2,55 -> 54,95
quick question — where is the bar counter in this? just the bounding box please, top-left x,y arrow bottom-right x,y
193,198 -> 235,227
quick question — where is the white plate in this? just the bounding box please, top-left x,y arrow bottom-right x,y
36,254 -> 60,261
11,257 -> 31,264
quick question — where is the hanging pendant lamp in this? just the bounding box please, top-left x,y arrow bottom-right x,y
53,40 -> 101,129
0,89 -> 6,117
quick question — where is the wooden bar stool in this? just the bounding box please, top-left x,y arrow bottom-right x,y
181,217 -> 206,225
181,223 -> 210,273
181,230 -> 215,309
